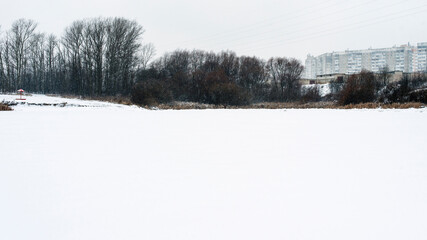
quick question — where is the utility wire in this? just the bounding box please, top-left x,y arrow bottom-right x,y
162,0 -> 342,47
205,0 -> 382,48
213,0 -> 405,50
237,4 -> 427,54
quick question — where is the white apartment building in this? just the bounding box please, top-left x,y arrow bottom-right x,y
413,42 -> 427,73
304,42 -> 427,79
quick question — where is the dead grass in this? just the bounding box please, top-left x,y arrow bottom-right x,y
248,101 -> 335,109
153,101 -> 426,110
151,101 -> 336,110
48,94 -> 132,105
335,102 -> 426,109
152,102 -> 219,110
45,94 -> 427,110
0,104 -> 12,111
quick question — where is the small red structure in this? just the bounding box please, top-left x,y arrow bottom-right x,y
16,89 -> 26,100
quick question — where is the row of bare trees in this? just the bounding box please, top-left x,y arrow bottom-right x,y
133,50 -> 304,105
0,18 -> 305,103
0,18 -> 154,95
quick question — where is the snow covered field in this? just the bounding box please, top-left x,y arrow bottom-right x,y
1,94 -> 427,240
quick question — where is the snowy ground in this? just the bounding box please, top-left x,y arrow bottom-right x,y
302,83 -> 331,96
1,94 -> 427,240
0,94 -> 130,109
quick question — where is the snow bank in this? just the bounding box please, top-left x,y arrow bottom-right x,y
0,95 -> 426,240
0,94 -> 131,110
302,83 -> 331,96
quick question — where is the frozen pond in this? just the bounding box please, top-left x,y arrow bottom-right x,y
1,94 -> 427,240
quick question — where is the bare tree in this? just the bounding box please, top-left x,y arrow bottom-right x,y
219,51 -> 239,81
284,58 -> 304,100
104,18 -> 144,95
0,27 -> 6,92
28,33 -> 46,92
7,19 -> 37,90
238,56 -> 267,100
267,57 -> 304,101
85,18 -> 106,95
63,20 -> 85,94
3,37 -> 14,91
139,43 -> 156,70
45,34 -> 58,92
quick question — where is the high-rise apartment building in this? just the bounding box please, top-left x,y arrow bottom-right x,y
304,43 -> 427,79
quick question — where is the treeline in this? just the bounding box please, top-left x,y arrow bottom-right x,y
0,18 -> 154,95
2,18 -> 425,107
132,50 -> 304,105
327,70 -> 427,105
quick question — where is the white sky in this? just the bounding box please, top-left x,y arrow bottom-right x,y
1,0 -> 427,62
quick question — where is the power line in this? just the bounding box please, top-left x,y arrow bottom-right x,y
162,0 -> 343,47
237,4 -> 427,54
213,0 -> 405,50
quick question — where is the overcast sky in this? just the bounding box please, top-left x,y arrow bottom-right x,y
1,0 -> 427,62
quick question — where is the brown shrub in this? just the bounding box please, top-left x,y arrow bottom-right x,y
131,79 -> 173,106
339,70 -> 376,105
0,104 -> 12,111
408,89 -> 427,103
301,86 -> 322,103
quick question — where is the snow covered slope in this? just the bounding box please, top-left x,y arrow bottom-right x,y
302,83 -> 331,96
0,94 -> 130,109
0,95 -> 426,240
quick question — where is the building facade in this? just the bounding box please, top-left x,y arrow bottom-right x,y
304,43 -> 427,79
